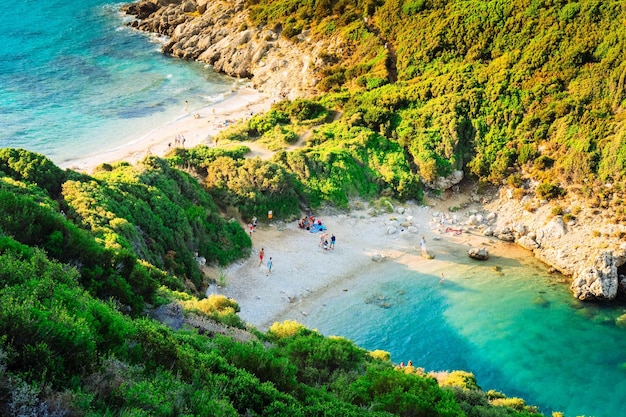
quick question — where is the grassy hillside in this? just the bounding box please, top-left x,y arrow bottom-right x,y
237,0 -> 626,211
0,150 -> 547,415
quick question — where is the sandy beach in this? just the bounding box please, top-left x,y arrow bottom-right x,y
207,198 -> 516,331
60,86 -> 273,173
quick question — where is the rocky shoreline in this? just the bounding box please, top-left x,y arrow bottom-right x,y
439,184 -> 626,301
121,0 -> 626,302
122,0 -> 327,100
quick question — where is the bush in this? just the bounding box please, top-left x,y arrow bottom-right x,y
439,370 -> 481,390
0,148 -> 66,197
268,320 -> 305,338
369,349 -> 391,362
551,205 -> 564,216
534,155 -> 555,171
248,110 -> 290,136
536,182 -> 565,200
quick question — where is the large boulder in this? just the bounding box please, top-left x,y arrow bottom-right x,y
121,0 -> 160,19
570,251 -> 619,300
496,227 -> 515,242
468,247 -> 489,260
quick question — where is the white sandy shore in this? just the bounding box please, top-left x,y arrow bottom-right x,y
60,86 -> 273,173
208,199 -> 520,331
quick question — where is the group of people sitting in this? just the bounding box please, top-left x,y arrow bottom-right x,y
298,215 -> 326,232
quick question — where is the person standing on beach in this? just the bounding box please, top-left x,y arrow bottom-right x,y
184,100 -> 189,112
330,234 -> 336,249
420,236 -> 427,253
259,248 -> 265,265
266,257 -> 273,275
440,272 -> 445,284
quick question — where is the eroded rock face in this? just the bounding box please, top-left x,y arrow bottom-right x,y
571,251 -> 619,300
424,170 -> 464,191
122,0 -> 326,98
534,217 -> 568,249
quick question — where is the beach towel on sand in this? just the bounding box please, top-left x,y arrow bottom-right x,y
309,224 -> 327,233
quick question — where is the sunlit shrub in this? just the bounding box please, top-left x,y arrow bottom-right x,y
195,294 -> 241,315
536,181 -> 565,200
369,349 -> 390,362
490,397 -> 527,411
439,370 -> 481,390
268,320 -> 305,338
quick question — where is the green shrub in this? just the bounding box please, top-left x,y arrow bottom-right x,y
248,110 -> 290,136
536,182 -> 565,200
0,148 -> 66,197
551,205 -> 564,216
534,155 -> 555,171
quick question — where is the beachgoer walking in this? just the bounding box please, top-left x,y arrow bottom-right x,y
184,100 -> 189,111
440,272 -> 445,284
330,234 -> 336,249
319,233 -> 327,247
248,223 -> 254,236
252,216 -> 257,230
266,257 -> 273,275
259,248 -> 265,265
419,236 -> 427,253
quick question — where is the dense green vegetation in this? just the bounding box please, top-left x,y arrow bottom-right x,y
240,0 -> 626,215
5,0 -> 625,414
0,151 -> 547,415
0,148 -> 250,314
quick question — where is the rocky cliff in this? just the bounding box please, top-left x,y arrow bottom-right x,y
122,0 -> 335,99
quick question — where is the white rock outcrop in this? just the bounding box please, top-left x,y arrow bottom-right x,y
570,251 -> 619,300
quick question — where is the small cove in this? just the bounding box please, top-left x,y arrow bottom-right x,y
280,243 -> 626,417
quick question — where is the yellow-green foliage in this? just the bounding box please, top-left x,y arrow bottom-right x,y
439,370 -> 480,390
193,294 -> 240,315
268,320 -> 305,338
180,293 -> 245,328
490,397 -> 528,411
369,349 -> 391,362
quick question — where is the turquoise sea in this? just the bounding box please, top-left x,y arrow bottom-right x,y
0,0 -> 236,166
286,244 -> 626,417
2,2 -> 626,417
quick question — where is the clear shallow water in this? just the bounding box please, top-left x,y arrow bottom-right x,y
0,0 -> 236,165
292,246 -> 626,417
